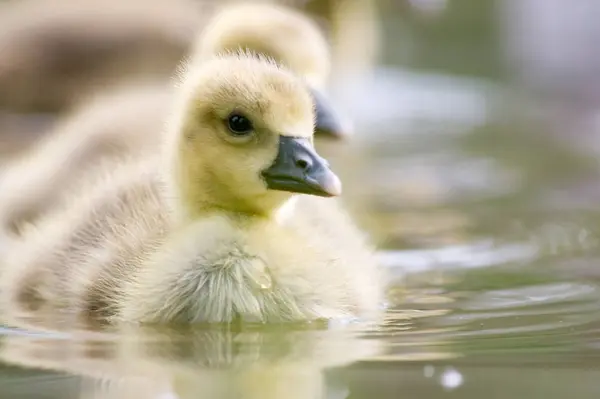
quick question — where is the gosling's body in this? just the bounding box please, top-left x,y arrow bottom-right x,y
1,54 -> 382,325
4,167 -> 379,323
121,196 -> 380,323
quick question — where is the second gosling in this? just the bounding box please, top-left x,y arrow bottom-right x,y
1,53 -> 383,325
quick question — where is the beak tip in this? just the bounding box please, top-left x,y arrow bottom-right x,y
324,174 -> 343,197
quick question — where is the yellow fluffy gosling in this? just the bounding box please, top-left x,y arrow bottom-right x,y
1,53 -> 382,325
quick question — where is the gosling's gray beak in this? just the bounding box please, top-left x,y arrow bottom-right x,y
311,87 -> 352,140
262,136 -> 342,197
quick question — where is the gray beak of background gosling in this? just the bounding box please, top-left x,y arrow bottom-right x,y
311,87 -> 353,140
262,136 -> 342,197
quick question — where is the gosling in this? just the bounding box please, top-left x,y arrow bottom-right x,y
0,53 -> 383,325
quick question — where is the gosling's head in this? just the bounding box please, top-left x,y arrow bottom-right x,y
168,54 -> 342,218
193,2 -> 350,139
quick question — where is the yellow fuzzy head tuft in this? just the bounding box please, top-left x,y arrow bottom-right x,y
193,3 -> 330,89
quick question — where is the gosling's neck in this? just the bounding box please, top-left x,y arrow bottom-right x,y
165,173 -> 298,226
172,196 -> 299,227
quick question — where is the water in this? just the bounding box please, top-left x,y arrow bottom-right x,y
3,0 -> 600,397
2,98 -> 600,397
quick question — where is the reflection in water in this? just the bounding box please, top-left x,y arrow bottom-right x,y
0,321 -> 386,399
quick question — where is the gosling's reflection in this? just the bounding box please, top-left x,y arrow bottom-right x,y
0,321 -> 382,399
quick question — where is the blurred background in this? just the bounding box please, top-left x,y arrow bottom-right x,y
1,0 -> 600,398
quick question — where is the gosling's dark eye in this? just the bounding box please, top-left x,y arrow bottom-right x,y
227,113 -> 253,136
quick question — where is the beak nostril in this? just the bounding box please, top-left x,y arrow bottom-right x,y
295,159 -> 310,170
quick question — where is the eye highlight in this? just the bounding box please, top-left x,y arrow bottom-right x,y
226,113 -> 254,136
